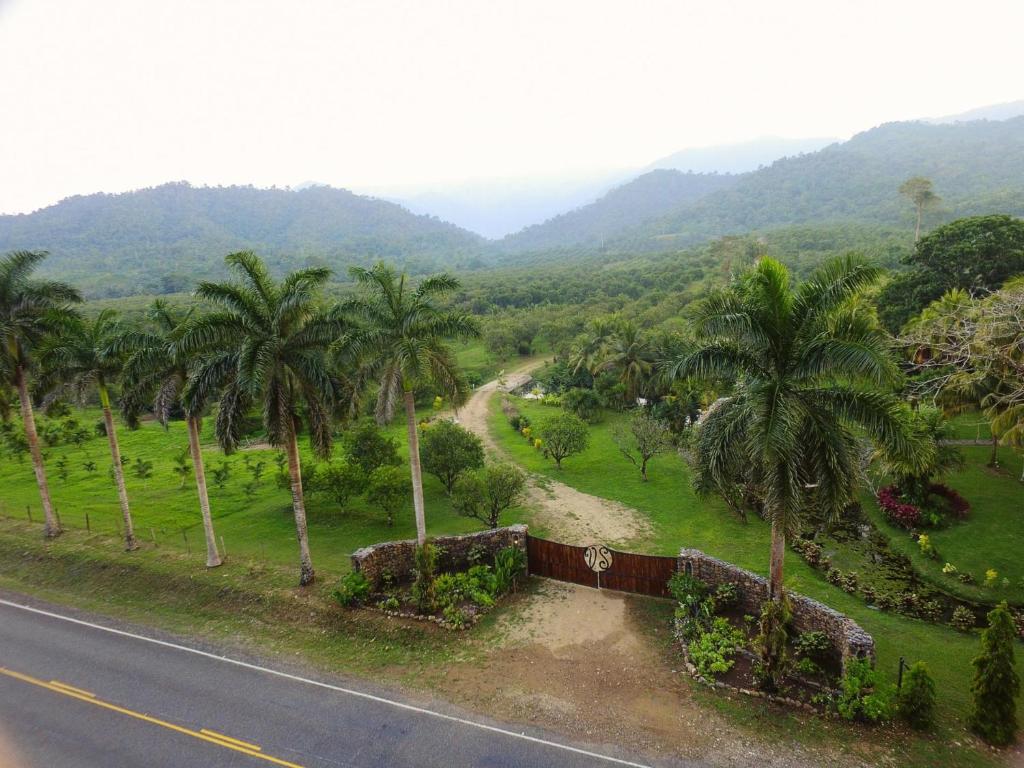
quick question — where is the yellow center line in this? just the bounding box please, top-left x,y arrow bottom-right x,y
200,728 -> 262,751
0,666 -> 304,768
49,680 -> 96,698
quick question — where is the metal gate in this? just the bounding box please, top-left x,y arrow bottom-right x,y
526,535 -> 677,598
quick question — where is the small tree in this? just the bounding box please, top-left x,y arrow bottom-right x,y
310,460 -> 367,507
614,410 -> 672,481
563,387 -> 601,422
540,412 -> 589,469
419,419 -> 484,494
366,465 -> 409,526
344,420 -> 400,476
970,601 -> 1020,746
452,463 -> 526,529
899,176 -> 941,242
897,661 -> 936,730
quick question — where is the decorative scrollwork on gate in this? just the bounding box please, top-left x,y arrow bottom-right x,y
583,544 -> 612,573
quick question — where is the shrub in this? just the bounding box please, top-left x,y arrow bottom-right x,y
712,583 -> 740,611
366,466 -> 410,526
970,602 -> 1021,745
562,387 -> 601,422
942,562 -> 958,575
897,661 -> 936,730
835,658 -> 894,723
343,421 -> 401,476
411,542 -> 438,613
840,572 -> 859,593
689,617 -> 744,679
917,534 -> 934,558
919,600 -> 944,622
794,630 -> 832,663
420,420 -> 484,494
378,596 -> 400,611
442,604 -> 472,629
539,412 -> 590,468
826,568 -> 842,586
668,572 -> 708,606
950,605 -> 976,632
985,569 -> 999,588
753,598 -> 791,692
958,571 -> 976,585
930,483 -> 970,519
860,584 -> 877,604
333,572 -> 370,607
877,485 -> 921,529
493,546 -> 527,594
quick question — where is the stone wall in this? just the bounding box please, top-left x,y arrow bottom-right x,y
352,525 -> 528,587
678,548 -> 875,668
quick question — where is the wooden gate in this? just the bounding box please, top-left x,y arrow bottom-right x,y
526,535 -> 677,598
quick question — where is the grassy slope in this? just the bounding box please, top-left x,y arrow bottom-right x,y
491,395 -> 1023,766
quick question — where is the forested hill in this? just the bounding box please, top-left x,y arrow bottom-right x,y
497,170 -> 737,253
0,183 -> 487,297
498,117 -> 1024,256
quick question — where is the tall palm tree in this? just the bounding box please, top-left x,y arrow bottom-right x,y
663,257 -> 925,600
0,250 -> 81,538
117,300 -> 222,567
181,252 -> 345,586
341,263 -> 480,545
42,310 -> 139,549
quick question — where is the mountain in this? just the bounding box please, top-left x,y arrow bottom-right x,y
498,117 -> 1024,256
378,171 -> 632,239
928,99 -> 1024,124
497,170 -> 737,253
645,136 -> 838,175
0,182 -> 486,298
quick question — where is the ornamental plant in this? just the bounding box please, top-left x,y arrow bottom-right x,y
897,661 -> 936,730
970,602 -> 1020,745
985,569 -> 999,588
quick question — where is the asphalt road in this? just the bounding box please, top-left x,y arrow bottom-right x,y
0,596 -> 684,768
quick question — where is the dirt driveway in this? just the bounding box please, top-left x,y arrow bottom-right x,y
456,361 -> 651,546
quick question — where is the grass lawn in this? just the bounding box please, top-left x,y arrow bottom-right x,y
0,407 -> 496,584
490,395 -> 1024,767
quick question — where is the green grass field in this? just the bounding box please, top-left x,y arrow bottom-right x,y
490,395 -> 1024,766
0,409 -> 490,582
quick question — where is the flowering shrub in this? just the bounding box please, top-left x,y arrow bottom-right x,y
918,534 -> 934,558
533,438 -> 543,450
877,485 -> 922,529
985,569 -> 999,588
942,562 -> 958,575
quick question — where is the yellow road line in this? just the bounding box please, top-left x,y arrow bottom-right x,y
0,666 -> 303,768
49,680 -> 96,698
200,728 -> 262,751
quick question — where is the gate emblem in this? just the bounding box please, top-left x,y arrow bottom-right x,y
583,545 -> 612,573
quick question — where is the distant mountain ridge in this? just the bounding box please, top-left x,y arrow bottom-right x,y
0,182 -> 487,297
644,136 -> 838,175
497,116 -> 1024,256
498,170 -> 737,252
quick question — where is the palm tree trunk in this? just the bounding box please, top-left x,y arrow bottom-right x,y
768,520 -> 786,601
14,365 -> 60,538
187,416 -> 221,568
99,385 -> 137,551
403,390 -> 427,545
285,429 -> 315,586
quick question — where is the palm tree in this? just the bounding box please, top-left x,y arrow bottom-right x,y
341,263 -> 480,545
117,300 -> 222,567
596,320 -> 655,403
568,317 -> 617,376
0,251 -> 81,538
42,310 -> 139,549
181,252 -> 345,586
663,256 -> 925,601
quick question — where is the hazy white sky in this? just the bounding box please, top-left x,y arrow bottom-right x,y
1,0 -> 1022,214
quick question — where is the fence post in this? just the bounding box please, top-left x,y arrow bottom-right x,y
182,530 -> 190,556
26,505 -> 32,523
85,511 -> 90,532
897,656 -> 907,693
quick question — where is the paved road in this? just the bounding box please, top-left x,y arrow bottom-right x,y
0,596 -> 680,768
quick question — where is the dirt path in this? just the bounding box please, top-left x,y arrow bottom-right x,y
457,361 -> 652,546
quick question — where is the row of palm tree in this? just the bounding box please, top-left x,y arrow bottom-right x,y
1,250 -> 478,586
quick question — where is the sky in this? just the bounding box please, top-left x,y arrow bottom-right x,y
1,0 -> 1022,215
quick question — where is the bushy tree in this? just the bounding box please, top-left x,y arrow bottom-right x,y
614,409 -> 672,481
540,412 -> 589,469
343,420 -> 400,476
419,419 -> 484,494
562,387 -> 601,422
366,465 -> 409,526
452,463 -> 526,529
970,602 -> 1020,746
897,661 -> 937,730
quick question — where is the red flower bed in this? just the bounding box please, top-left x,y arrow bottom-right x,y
877,485 -> 922,529
929,483 -> 971,519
